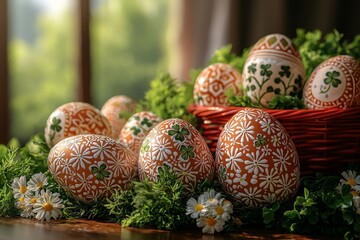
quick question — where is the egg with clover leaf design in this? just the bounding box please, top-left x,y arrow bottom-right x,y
215,108 -> 300,207
45,102 -> 112,148
138,118 -> 215,193
47,134 -> 137,203
303,55 -> 360,109
118,111 -> 162,158
242,33 -> 305,107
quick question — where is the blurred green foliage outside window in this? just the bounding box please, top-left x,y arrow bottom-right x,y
9,0 -> 170,142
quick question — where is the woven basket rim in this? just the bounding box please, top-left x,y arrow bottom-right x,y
188,104 -> 360,120
189,104 -> 360,113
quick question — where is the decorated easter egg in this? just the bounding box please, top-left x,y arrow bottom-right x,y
101,95 -> 136,138
118,111 -> 162,158
242,33 -> 305,107
44,102 -> 112,148
303,55 -> 360,109
47,134 -> 137,203
216,108 -> 300,207
138,118 -> 215,192
193,63 -> 242,106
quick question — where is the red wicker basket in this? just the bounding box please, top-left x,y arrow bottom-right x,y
188,104 -> 360,175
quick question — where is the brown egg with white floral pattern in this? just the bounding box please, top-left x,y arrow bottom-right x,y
47,134 -> 137,203
303,55 -> 360,109
44,102 -> 112,148
194,63 -> 242,106
118,111 -> 162,158
138,118 -> 215,193
101,95 -> 136,138
215,108 -> 300,207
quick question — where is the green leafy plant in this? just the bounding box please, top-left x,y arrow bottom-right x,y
261,173 -> 360,239
293,29 -> 360,80
120,165 -> 190,231
140,72 -> 197,125
0,134 -> 50,217
0,147 -> 33,216
105,188 -> 135,223
207,44 -> 251,73
267,95 -> 305,109
225,88 -> 258,108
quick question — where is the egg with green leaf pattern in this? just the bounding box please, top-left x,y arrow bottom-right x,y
118,111 -> 162,158
216,108 -> 300,207
138,118 -> 215,193
303,55 -> 360,109
47,134 -> 137,203
242,33 -> 305,107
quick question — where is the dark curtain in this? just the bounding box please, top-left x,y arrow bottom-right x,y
176,0 -> 360,80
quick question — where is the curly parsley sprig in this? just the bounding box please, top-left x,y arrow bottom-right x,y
114,165 -> 190,231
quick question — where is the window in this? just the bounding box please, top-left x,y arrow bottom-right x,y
8,0 -> 77,142
2,0 -> 172,143
90,0 -> 170,107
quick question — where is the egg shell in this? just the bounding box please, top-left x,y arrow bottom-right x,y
242,33 -> 305,107
303,55 -> 360,109
118,111 -> 162,158
138,118 -> 215,193
215,108 -> 300,207
44,102 -> 112,148
47,134 -> 137,203
193,63 -> 242,106
101,95 -> 136,138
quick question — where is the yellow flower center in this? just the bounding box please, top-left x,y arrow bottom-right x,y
20,186 -> 27,194
351,190 -> 359,197
216,206 -> 224,215
30,198 -> 38,204
347,178 -> 357,187
19,197 -> 25,203
37,182 -> 43,188
42,202 -> 53,212
206,217 -> 216,227
195,204 -> 203,212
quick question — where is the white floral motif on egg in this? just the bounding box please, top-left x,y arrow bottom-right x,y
242,34 -> 305,107
119,111 -> 162,158
101,95 -> 136,138
216,108 -> 300,207
138,118 -> 215,193
48,134 -> 137,203
194,63 -> 242,106
45,102 -> 112,148
303,55 -> 360,109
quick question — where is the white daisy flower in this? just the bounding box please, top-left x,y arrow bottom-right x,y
33,189 -> 64,222
15,196 -> 26,211
338,170 -> 360,196
211,198 -> 233,221
196,216 -> 225,234
12,176 -> 28,199
19,191 -> 41,219
340,170 -> 360,188
20,204 -> 34,218
203,189 -> 222,207
354,196 -> 360,215
186,194 -> 207,219
27,173 -> 48,192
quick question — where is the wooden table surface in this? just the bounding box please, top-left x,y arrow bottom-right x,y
0,217 -> 328,240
